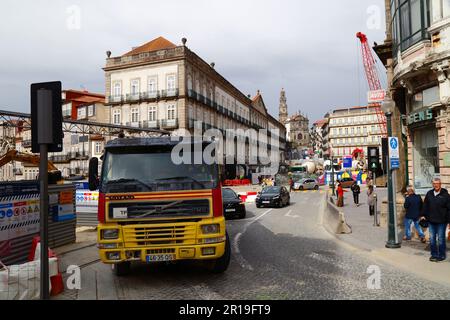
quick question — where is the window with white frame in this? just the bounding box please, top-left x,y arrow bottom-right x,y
77,107 -> 87,119
113,82 -> 121,96
88,104 -> 95,117
167,75 -> 176,92
62,103 -> 72,117
113,109 -> 121,124
95,141 -> 102,155
167,104 -> 176,120
131,108 -> 139,123
148,77 -> 157,93
148,106 -> 157,121
131,79 -> 140,95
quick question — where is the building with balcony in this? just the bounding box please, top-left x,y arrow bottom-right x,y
10,90 -> 111,180
328,105 -> 384,160
374,0 -> 450,194
103,36 -> 286,178
310,118 -> 328,158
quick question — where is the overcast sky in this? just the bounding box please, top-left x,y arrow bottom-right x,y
0,0 -> 387,123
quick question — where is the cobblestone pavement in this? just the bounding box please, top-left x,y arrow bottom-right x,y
58,189 -> 450,300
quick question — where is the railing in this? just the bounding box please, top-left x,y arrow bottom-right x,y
49,154 -> 71,163
142,91 -> 159,99
108,95 -> 124,104
142,120 -> 159,129
125,121 -> 141,128
188,89 -> 197,99
161,88 -> 179,98
160,119 -> 178,129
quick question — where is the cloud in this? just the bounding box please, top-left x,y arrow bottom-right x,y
0,0 -> 386,122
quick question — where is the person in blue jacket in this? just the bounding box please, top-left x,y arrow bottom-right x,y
403,185 -> 425,243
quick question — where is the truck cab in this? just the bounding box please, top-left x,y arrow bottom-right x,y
88,137 -> 230,275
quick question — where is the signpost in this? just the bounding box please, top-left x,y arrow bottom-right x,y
31,81 -> 63,300
385,117 -> 401,248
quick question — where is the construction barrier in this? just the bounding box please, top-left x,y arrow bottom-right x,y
0,181 -> 76,266
74,182 -> 98,227
237,192 -> 258,203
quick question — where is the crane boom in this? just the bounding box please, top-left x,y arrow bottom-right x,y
0,149 -> 59,171
356,32 -> 387,137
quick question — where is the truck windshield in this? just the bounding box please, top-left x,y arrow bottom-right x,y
101,149 -> 218,192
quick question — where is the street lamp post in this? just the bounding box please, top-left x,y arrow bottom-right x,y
384,109 -> 401,249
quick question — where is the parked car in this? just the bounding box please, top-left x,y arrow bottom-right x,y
294,178 -> 319,191
222,188 -> 246,219
339,177 -> 355,188
256,186 -> 290,208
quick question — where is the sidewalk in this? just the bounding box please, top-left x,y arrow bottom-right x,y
334,188 -> 450,287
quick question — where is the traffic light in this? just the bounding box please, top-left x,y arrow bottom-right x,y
368,146 -> 380,172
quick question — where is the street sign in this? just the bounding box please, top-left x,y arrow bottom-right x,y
388,137 -> 399,170
343,156 -> 352,169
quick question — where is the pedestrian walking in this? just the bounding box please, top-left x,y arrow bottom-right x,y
350,181 -> 361,206
403,185 -> 426,243
337,182 -> 346,207
420,178 -> 450,262
288,177 -> 294,193
367,185 -> 376,216
366,177 -> 373,188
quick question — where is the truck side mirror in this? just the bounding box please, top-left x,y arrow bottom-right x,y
88,157 -> 99,191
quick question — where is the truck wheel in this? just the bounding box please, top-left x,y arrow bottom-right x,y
112,261 -> 131,276
209,233 -> 231,273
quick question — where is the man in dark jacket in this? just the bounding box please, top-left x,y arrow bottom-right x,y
403,186 -> 425,242
350,182 -> 361,206
421,178 -> 450,262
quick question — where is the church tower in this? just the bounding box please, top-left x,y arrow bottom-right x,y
279,88 -> 288,124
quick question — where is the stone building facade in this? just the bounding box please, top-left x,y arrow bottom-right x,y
328,106 -> 383,161
104,36 -> 286,177
375,0 -> 450,194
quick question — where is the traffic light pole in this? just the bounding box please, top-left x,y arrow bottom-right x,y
385,111 -> 401,249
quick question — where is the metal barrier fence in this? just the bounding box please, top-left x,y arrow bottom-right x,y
74,182 -> 98,227
0,181 -> 76,266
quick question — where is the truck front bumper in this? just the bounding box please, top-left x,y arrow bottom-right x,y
98,241 -> 226,264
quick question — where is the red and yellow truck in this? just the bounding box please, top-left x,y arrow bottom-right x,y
88,137 -> 230,275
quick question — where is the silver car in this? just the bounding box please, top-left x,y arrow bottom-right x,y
294,178 -> 319,190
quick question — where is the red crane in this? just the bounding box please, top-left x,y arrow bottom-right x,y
356,32 -> 387,137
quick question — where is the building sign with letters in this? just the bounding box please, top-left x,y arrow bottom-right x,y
407,108 -> 434,125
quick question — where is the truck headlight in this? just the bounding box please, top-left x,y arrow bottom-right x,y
102,229 -> 119,240
201,224 -> 220,234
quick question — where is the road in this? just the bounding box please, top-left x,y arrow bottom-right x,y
72,190 -> 450,300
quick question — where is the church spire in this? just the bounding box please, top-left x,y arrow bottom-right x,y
279,88 -> 288,124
